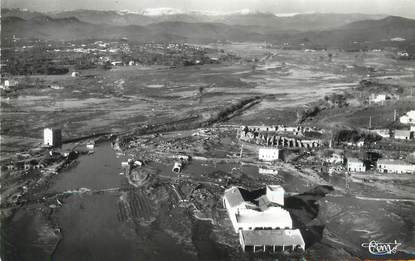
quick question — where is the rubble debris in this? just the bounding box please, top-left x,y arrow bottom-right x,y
172,162 -> 183,173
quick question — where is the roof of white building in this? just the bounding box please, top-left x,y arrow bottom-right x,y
236,207 -> 292,228
224,186 -> 285,210
347,157 -> 363,164
259,147 -> 279,152
240,229 -> 304,247
223,187 -> 246,208
377,159 -> 412,166
395,130 -> 412,135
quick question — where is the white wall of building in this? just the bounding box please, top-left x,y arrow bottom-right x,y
266,185 -> 285,206
259,148 -> 280,161
347,159 -> 366,172
44,128 -> 54,146
377,161 -> 415,174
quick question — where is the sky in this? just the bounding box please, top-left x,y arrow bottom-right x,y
3,0 -> 415,18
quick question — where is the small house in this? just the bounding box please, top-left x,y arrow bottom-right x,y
258,148 -> 280,161
86,141 -> 95,150
4,79 -> 18,88
121,161 -> 130,168
356,139 -> 365,147
347,157 -> 366,172
369,94 -> 387,104
394,130 -> 413,140
325,153 -> 344,164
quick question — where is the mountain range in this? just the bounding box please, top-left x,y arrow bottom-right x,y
2,8 -> 415,48
2,8 -> 387,30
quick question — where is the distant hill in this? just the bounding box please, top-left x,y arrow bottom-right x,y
1,8 -> 45,20
2,8 -> 386,32
1,16 -> 265,42
2,11 -> 414,49
291,16 -> 415,47
49,9 -> 156,26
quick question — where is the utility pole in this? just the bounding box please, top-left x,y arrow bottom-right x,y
345,172 -> 350,193
240,144 -> 243,158
394,109 -> 397,122
369,116 -> 372,129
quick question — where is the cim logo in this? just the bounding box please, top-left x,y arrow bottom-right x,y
361,240 -> 401,256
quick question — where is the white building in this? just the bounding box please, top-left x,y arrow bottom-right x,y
259,148 -> 280,161
4,79 -> 18,88
43,128 -> 62,147
369,94 -> 386,104
347,157 -> 366,172
397,51 -> 409,57
394,130 -> 413,140
377,159 -> 415,174
86,141 -> 95,150
325,153 -> 344,164
265,185 -> 285,206
223,185 -> 305,253
258,168 -> 279,175
356,139 -> 365,148
400,110 -> 415,125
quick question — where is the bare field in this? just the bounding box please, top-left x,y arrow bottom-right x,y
1,45 -> 414,155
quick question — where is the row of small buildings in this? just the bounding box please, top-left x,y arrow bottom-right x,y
347,157 -> 415,174
240,127 -> 323,149
257,147 -> 415,174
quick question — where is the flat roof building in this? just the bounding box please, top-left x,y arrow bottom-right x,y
394,130 -> 413,140
377,159 -> 415,174
369,94 -> 386,104
347,157 -> 366,172
259,148 -> 280,161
